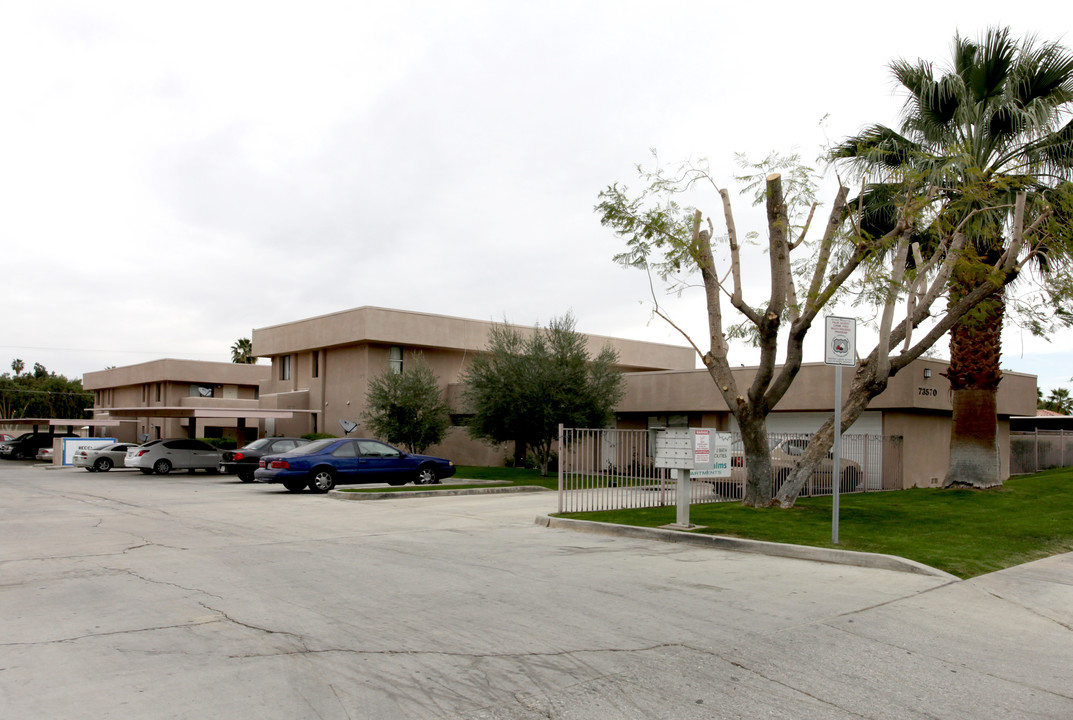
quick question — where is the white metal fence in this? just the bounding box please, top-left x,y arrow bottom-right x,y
1010,430 -> 1073,474
557,426 -> 903,514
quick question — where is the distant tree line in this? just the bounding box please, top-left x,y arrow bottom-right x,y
0,359 -> 93,420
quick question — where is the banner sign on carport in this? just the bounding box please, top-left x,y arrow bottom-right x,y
62,437 -> 117,466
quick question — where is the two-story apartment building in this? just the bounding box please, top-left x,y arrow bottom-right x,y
252,306 -> 697,464
83,359 -> 272,443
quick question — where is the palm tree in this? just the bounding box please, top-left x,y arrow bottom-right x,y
1045,387 -> 1073,414
831,28 -> 1073,488
230,338 -> 255,364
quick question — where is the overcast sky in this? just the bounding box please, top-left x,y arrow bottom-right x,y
1,1 -> 1069,394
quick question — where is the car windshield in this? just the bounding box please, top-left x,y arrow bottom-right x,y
282,439 -> 337,456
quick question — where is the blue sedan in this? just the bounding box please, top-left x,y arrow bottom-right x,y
254,438 -> 456,493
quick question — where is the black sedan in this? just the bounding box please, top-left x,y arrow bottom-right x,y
254,438 -> 455,493
219,437 -> 310,482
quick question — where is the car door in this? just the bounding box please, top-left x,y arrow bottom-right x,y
327,440 -> 362,481
356,440 -> 410,484
188,440 -> 222,469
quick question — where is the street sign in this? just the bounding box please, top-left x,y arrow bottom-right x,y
825,316 -> 857,367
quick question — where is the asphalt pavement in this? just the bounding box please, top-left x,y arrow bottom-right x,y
1,460 -> 1071,719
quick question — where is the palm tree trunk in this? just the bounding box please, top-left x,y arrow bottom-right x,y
943,278 -> 1005,489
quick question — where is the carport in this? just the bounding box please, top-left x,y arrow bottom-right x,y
2,418 -> 123,434
100,407 -> 299,445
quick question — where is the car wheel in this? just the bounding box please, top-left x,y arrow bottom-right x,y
139,468 -> 154,475
283,481 -> 306,492
841,466 -> 861,493
415,465 -> 439,485
308,468 -> 336,493
239,470 -> 255,483
153,459 -> 172,475
95,458 -> 112,472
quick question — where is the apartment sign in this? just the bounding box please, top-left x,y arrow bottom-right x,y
824,316 -> 857,367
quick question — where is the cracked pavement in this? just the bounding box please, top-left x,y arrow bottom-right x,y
1,462 -> 1071,719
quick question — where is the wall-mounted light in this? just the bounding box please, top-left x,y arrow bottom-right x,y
924,368 -> 932,379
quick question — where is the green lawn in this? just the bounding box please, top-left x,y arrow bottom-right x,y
557,468 -> 1073,579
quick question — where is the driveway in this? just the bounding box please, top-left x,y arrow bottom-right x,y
2,462 -> 1071,719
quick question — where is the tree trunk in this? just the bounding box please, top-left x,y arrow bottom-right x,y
943,266 -> 1005,489
739,410 -> 773,506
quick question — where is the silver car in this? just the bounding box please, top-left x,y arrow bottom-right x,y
73,442 -> 142,472
125,439 -> 223,475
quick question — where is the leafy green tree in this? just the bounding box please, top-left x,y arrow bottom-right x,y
831,27 -> 1073,489
0,361 -> 92,420
231,338 -> 255,364
461,314 -> 624,476
363,353 -> 451,455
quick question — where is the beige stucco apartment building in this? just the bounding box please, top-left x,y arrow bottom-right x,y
83,358 -> 271,443
615,360 -> 1036,488
252,306 -> 696,465
83,306 -> 1037,486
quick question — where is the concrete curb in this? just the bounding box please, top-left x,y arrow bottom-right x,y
535,515 -> 960,580
329,485 -> 552,501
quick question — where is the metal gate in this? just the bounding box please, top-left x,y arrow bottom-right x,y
557,426 -> 903,514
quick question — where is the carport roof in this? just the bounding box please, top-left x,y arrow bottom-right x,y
100,407 -> 300,420
5,418 -> 122,427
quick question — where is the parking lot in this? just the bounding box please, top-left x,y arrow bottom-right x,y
2,460 -> 1072,719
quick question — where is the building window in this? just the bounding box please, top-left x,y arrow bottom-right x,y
311,350 -> 319,379
156,383 -> 162,402
280,355 -> 291,381
389,346 -> 403,375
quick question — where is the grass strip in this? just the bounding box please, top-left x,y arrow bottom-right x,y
556,469 -> 1073,578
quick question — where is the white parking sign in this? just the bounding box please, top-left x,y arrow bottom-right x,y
825,316 -> 856,367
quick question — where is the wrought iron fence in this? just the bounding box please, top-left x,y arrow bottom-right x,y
557,426 -> 903,514
1010,430 -> 1073,474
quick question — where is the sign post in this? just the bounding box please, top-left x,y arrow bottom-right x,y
824,316 -> 856,544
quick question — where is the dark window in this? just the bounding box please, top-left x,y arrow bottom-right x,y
311,351 -> 319,378
332,441 -> 357,458
280,355 -> 291,381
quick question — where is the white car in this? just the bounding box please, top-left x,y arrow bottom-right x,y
125,439 -> 223,475
73,443 -> 142,472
